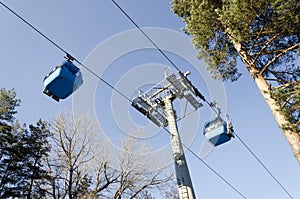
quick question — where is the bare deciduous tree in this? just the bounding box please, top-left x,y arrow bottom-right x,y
47,112 -> 98,199
46,112 -> 177,199
112,137 -> 174,199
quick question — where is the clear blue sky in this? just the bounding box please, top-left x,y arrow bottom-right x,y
0,1 -> 299,198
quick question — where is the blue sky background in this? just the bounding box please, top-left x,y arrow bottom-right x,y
0,1 -> 299,198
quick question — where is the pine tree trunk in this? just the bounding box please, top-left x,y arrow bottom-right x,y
233,41 -> 300,164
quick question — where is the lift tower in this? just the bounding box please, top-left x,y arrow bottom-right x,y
131,69 -> 204,199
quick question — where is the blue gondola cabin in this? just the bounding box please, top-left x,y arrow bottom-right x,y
43,60 -> 83,101
203,117 -> 233,146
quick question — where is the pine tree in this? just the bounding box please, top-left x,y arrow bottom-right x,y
21,120 -> 52,198
0,88 -> 52,198
0,88 -> 22,197
171,0 -> 300,163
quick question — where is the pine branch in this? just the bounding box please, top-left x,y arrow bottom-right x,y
248,25 -> 265,54
253,30 -> 285,64
265,78 -> 286,84
281,92 -> 298,109
259,43 -> 300,75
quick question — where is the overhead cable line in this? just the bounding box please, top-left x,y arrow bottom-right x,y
163,127 -> 247,199
234,133 -> 294,199
111,1 -> 248,197
0,2 -> 246,197
0,1 -> 131,103
73,58 -> 132,102
0,1 -> 292,198
110,1 -> 294,198
111,0 -> 219,112
0,1 -> 68,56
111,0 -> 180,72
